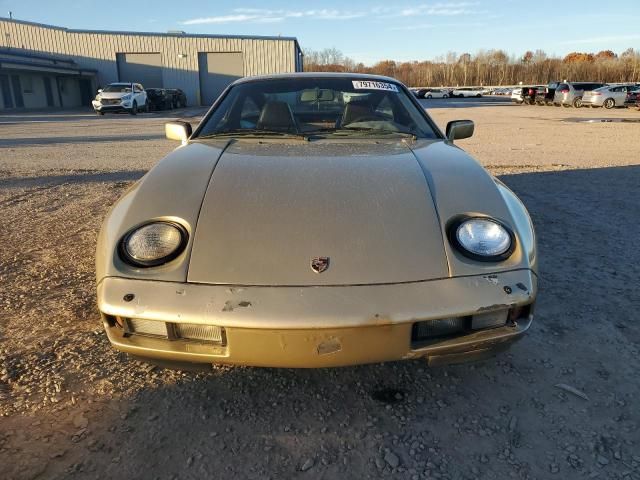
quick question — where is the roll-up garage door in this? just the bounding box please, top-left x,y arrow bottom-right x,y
198,52 -> 243,106
116,53 -> 163,88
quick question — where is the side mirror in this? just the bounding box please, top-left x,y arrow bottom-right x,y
165,121 -> 192,144
445,120 -> 474,142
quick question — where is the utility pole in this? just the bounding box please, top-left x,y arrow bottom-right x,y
8,11 -> 12,19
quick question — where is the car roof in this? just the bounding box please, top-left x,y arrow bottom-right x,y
232,72 -> 403,86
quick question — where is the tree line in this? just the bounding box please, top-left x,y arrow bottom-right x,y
303,48 -> 640,87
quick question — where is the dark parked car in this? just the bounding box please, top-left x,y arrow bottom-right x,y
146,88 -> 173,111
535,82 -> 559,105
512,85 -> 545,105
624,88 -> 640,109
166,88 -> 187,108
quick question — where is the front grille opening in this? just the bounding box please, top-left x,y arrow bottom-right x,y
471,309 -> 508,331
411,304 -> 531,349
412,317 -> 470,343
127,318 -> 169,338
172,323 -> 226,345
118,318 -> 226,345
508,304 -> 532,323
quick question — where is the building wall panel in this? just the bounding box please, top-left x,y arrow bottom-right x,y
0,18 -> 302,107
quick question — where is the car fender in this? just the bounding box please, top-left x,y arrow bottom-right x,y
96,141 -> 229,283
410,141 -> 537,277
494,179 -> 537,274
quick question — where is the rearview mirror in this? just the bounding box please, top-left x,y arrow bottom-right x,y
445,120 -> 474,142
165,121 -> 192,144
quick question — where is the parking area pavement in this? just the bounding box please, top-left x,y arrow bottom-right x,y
1,101 -> 639,480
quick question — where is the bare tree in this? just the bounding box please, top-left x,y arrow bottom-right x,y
303,47 -> 640,85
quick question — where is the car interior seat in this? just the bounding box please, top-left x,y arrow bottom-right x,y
341,100 -> 376,125
256,101 -> 297,132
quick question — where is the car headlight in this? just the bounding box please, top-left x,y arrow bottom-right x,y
121,94 -> 131,101
449,217 -> 514,261
120,222 -> 188,267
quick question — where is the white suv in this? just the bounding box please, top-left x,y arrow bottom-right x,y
92,83 -> 148,115
451,87 -> 484,98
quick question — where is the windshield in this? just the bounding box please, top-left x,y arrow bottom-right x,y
196,77 -> 439,139
103,84 -> 132,93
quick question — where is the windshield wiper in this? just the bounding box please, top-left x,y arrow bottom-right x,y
199,128 -> 309,140
308,126 -> 417,139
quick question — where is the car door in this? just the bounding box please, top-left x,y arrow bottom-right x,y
610,86 -> 625,105
619,86 -> 635,105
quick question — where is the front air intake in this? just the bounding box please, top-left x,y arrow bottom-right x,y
121,318 -> 225,345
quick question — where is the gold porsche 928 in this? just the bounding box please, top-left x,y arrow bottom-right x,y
96,73 -> 537,369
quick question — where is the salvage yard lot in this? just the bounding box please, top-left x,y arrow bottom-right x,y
1,101 -> 639,479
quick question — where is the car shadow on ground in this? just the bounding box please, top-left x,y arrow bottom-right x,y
0,135 -> 165,148
0,170 -> 147,190
0,107 -> 208,124
4,166 -> 640,480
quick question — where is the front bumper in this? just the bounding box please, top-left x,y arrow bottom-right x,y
98,269 -> 537,368
92,100 -> 132,112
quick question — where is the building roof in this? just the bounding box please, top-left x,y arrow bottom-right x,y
0,47 -> 97,74
0,17 -> 302,52
0,47 -> 76,65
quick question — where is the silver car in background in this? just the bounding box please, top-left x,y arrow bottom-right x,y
424,89 -> 449,99
451,87 -> 484,97
582,84 -> 640,108
553,82 -> 607,107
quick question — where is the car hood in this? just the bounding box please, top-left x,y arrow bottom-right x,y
97,138 -> 535,285
99,92 -> 129,99
187,140 -> 449,286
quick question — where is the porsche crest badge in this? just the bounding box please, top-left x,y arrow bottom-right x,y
311,256 -> 330,273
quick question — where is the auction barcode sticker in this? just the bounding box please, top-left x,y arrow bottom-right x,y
352,80 -> 399,92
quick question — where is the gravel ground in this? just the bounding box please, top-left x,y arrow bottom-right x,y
1,102 -> 639,480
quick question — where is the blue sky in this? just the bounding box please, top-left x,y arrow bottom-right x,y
2,0 -> 639,64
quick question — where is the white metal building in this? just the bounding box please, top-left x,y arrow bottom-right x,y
0,17 -> 303,110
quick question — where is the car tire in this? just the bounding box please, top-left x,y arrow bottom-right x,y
573,97 -> 582,108
129,101 -> 138,115
95,110 -> 104,116
443,94 -> 448,98
426,94 -> 432,99
476,94 -> 482,98
603,98 -> 615,109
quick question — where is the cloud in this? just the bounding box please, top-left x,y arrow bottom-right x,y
559,34 -> 640,45
383,2 -> 481,17
181,8 -> 366,25
388,21 -> 486,31
181,3 -> 479,25
182,15 -> 276,25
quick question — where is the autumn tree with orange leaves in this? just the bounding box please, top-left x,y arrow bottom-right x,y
304,47 -> 640,86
